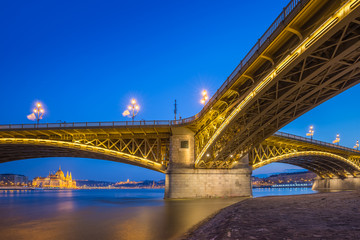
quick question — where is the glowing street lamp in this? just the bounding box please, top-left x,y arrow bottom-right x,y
354,140 -> 359,150
126,98 -> 140,122
32,102 -> 45,125
333,134 -> 340,145
306,126 -> 314,140
200,90 -> 209,105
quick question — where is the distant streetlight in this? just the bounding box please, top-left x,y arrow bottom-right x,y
200,90 -> 209,105
354,140 -> 359,150
124,98 -> 140,122
333,134 -> 340,145
306,126 -> 314,140
27,102 -> 45,125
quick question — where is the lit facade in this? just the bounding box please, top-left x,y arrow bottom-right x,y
32,167 -> 76,188
0,174 -> 28,186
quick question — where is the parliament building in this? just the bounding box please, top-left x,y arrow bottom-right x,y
32,167 -> 76,188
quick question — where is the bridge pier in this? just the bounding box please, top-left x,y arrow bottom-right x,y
165,168 -> 252,199
312,177 -> 360,191
165,127 -> 252,198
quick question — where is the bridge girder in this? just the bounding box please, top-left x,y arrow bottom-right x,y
0,133 -> 170,173
195,0 -> 360,167
250,136 -> 360,178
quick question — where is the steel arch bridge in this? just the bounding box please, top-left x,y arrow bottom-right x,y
0,124 -> 360,179
0,124 -> 171,172
251,132 -> 360,179
1,0 -> 360,197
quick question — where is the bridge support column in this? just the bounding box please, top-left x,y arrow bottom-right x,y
165,167 -> 252,199
165,127 -> 252,198
312,177 -> 360,191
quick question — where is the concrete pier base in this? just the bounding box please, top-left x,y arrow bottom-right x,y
166,127 -> 252,198
164,168 -> 252,199
312,177 -> 360,191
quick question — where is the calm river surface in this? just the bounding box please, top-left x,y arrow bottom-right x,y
0,188 -> 316,240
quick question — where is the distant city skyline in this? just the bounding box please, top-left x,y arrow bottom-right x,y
1,0 -> 360,181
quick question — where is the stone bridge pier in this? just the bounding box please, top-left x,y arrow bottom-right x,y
312,177 -> 360,191
165,127 -> 252,199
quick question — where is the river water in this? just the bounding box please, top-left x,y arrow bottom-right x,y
0,188 -> 316,240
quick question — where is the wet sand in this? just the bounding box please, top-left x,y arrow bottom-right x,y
183,191 -> 360,240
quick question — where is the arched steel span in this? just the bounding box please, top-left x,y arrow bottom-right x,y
1,0 -> 360,172
192,0 -> 360,168
252,151 -> 360,179
0,138 -> 166,173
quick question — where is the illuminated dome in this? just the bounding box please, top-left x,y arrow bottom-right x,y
55,166 -> 64,178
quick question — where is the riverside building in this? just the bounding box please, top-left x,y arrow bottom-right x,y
32,167 -> 76,188
0,174 -> 28,186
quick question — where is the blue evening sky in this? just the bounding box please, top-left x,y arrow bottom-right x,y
1,0 -> 359,181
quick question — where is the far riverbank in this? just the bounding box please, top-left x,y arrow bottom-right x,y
183,191 -> 360,240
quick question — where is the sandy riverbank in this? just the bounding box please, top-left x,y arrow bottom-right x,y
183,191 -> 360,240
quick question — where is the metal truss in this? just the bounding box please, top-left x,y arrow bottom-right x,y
0,130 -> 170,172
74,137 -> 168,163
250,141 -> 360,179
195,1 -> 360,168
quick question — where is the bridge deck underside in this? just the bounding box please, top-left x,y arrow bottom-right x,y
279,155 -> 360,179
196,3 -> 360,168
251,135 -> 360,179
0,126 -> 171,172
0,144 -> 166,173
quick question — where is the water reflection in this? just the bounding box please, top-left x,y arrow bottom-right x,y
0,188 -> 314,240
253,187 -> 316,197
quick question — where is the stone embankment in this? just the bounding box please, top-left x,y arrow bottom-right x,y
183,191 -> 360,240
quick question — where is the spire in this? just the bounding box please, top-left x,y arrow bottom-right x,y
69,172 -> 72,181
59,165 -> 61,171
66,171 -> 69,179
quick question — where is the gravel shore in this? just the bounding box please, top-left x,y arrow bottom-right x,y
183,191 -> 360,240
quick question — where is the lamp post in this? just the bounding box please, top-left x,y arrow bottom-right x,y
200,90 -> 209,105
174,99 -> 177,121
306,125 -> 314,140
127,99 -> 139,122
333,134 -> 340,145
354,140 -> 359,150
33,102 -> 44,125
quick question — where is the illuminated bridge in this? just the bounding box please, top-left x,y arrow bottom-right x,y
1,0 -> 360,198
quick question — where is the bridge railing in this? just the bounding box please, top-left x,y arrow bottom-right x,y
180,0 -> 309,124
0,120 -> 175,130
275,131 -> 360,154
0,117 -> 205,130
